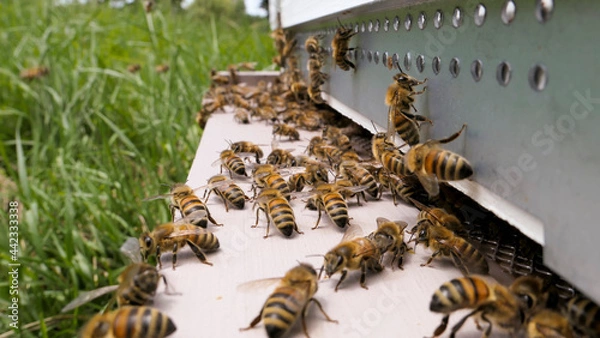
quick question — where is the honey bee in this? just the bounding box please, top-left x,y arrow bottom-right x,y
127,64 -> 141,73
220,149 -> 248,177
385,72 -> 429,145
337,160 -> 380,199
321,226 -> 384,291
210,68 -> 230,86
308,185 -> 350,229
240,263 -> 337,338
253,169 -> 292,201
331,20 -> 357,71
236,61 -> 257,70
376,170 -> 423,206
254,106 -> 279,124
252,188 -> 302,238
429,276 -> 526,337
527,309 -> 574,338
411,198 -> 466,236
367,217 -> 409,269
288,172 -> 308,192
409,212 -> 489,276
272,123 -> 300,141
234,108 -> 250,124
307,85 -> 325,105
166,183 -> 223,228
203,174 -> 249,211
566,295 -> 600,337
61,238 -> 170,313
266,148 -> 295,167
19,66 -> 49,80
139,222 -> 220,269
403,124 -> 473,197
323,126 -> 352,152
230,141 -> 264,163
305,35 -> 324,56
295,112 -> 323,131
233,94 -> 253,110
307,138 -> 343,165
79,306 -> 176,338
155,64 -> 169,73
371,132 -> 410,178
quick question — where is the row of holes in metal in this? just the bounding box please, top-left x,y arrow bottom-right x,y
316,0 -> 553,36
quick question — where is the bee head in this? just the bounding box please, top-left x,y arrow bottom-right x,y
323,252 -> 345,277
139,233 -> 155,261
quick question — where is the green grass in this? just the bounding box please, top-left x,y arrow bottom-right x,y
0,1 -> 274,336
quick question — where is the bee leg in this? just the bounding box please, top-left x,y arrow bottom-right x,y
311,206 -> 323,230
438,124 -> 467,145
293,222 -> 304,235
252,207 -> 262,228
171,243 -> 178,270
186,240 -> 213,266
156,245 -> 163,270
206,210 -> 223,226
421,250 -> 441,267
239,308 -> 264,332
449,308 -> 481,338
263,216 -> 271,239
302,298 -> 338,337
359,263 -> 369,290
334,270 -> 347,292
479,313 -> 493,338
160,274 -> 181,296
433,314 -> 450,337
202,188 -> 211,202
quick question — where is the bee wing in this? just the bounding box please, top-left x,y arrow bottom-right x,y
341,224 -> 365,242
60,285 -> 119,313
415,171 -> 440,197
206,178 -> 236,190
143,193 -> 172,202
165,227 -> 211,238
236,277 -> 282,293
120,237 -> 142,264
376,217 -> 391,226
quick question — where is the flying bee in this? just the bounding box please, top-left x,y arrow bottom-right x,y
234,108 -> 251,124
409,215 -> 489,276
19,66 -> 49,80
220,149 -> 248,177
367,217 -> 409,269
61,238 -> 172,313
139,222 -> 220,270
78,306 -> 176,338
566,295 -> 600,337
155,64 -> 169,73
272,123 -> 300,141
127,63 -> 141,73
143,0 -> 154,13
331,20 -> 357,71
240,263 -> 337,338
429,276 -> 526,338
321,226 -> 384,291
404,124 -> 473,197
229,140 -> 264,163
252,188 -> 302,238
203,174 -> 249,211
527,309 -> 574,338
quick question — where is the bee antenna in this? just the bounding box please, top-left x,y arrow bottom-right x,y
305,254 -> 325,258
395,60 -> 404,73
371,120 -> 380,133
138,215 -> 150,233
336,17 -> 344,28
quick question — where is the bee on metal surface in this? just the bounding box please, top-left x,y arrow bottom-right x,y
229,140 -> 264,163
139,222 -> 220,270
164,183 -> 223,228
429,276 -> 526,338
61,238 -> 171,313
409,215 -> 489,276
78,306 -> 176,338
252,188 -> 302,238
321,226 -> 384,291
234,108 -> 251,124
220,149 -> 248,177
403,124 -> 473,197
566,295 -> 600,338
203,174 -> 249,211
240,263 -> 337,338
385,72 -> 429,145
367,217 -> 409,269
331,20 -> 357,71
305,35 -> 324,56
127,64 -> 141,73
155,64 -> 169,73
19,66 -> 49,80
272,123 -> 300,141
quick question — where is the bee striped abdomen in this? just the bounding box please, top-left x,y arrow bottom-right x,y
222,185 -> 246,209
263,288 -> 305,338
324,192 -> 349,228
179,195 -> 208,227
425,151 -> 473,181
228,158 -> 247,176
430,277 -> 490,313
394,115 -> 419,146
269,198 -> 296,236
191,230 -> 220,252
450,238 -> 489,274
110,306 -> 176,338
381,152 -> 410,177
567,296 -> 600,335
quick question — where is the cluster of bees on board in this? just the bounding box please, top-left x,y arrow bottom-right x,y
61,19 -> 600,338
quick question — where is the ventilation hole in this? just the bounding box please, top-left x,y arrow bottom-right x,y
354,23 -> 360,33
404,52 -> 412,71
536,0 -> 553,23
374,19 -> 380,32
434,10 -> 444,29
450,58 -> 460,78
502,0 -> 516,25
474,4 -> 487,26
368,20 -> 374,32
452,7 -> 463,28
361,49 -> 366,60
361,21 -> 367,32
374,51 -> 380,64
392,53 -> 400,70
405,14 -> 413,31
367,50 -> 373,63
416,55 -> 425,73
384,17 -> 390,31
418,12 -> 427,30
529,64 -> 548,91
432,56 -> 441,75
382,52 -> 389,68
497,62 -> 512,86
393,16 -> 400,31
471,60 -> 483,82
